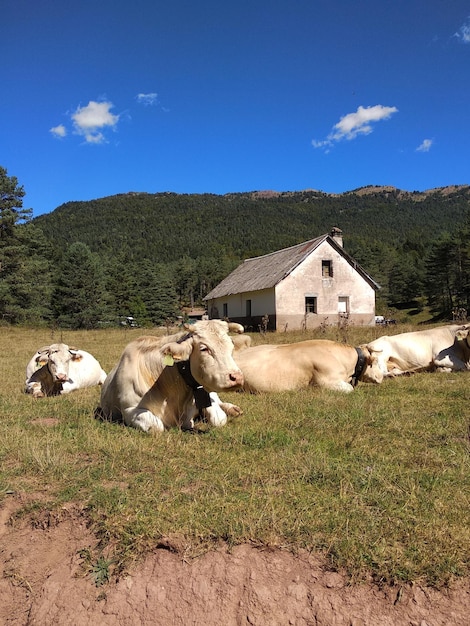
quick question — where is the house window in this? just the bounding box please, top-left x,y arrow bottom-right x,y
223,303 -> 228,318
322,260 -> 333,277
338,296 -> 349,314
305,296 -> 317,314
245,299 -> 252,317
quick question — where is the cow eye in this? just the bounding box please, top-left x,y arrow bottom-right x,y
199,344 -> 209,353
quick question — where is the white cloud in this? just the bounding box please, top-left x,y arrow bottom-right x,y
71,100 -> 119,144
136,92 -> 159,106
50,124 -> 67,138
312,104 -> 398,151
455,17 -> 470,43
416,139 -> 433,152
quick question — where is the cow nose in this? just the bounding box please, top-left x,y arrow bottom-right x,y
229,370 -> 244,386
56,373 -> 68,382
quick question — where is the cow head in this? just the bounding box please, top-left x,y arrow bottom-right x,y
160,320 -> 244,391
36,343 -> 82,382
456,327 -> 470,344
358,346 -> 384,384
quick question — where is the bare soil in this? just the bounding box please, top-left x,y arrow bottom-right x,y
1,493 -> 469,626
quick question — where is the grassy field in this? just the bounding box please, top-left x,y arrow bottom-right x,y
1,323 -> 469,587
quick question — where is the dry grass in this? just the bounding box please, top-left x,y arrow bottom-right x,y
1,323 -> 469,586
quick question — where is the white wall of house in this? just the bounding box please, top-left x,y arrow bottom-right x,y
275,241 -> 376,330
207,289 -> 275,320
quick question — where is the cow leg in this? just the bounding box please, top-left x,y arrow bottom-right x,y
324,380 -> 355,393
433,356 -> 468,371
60,382 -> 77,394
25,381 -> 45,398
122,407 -> 166,433
202,392 -> 243,427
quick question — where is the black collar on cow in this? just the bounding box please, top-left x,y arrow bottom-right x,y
176,360 -> 212,421
176,332 -> 193,344
351,347 -> 367,387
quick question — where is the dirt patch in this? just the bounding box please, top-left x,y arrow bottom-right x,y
29,418 -> 60,427
1,495 -> 469,626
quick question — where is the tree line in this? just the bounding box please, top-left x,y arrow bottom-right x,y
1,166 -> 470,328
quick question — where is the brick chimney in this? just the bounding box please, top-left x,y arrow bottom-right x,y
330,227 -> 343,247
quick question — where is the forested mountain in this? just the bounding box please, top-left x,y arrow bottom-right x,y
3,165 -> 470,328
33,185 -> 470,266
32,185 -> 470,315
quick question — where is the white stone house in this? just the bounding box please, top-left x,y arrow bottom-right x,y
203,228 -> 380,331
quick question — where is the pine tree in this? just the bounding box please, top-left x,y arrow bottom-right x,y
51,242 -> 109,328
136,263 -> 178,325
0,166 -> 52,324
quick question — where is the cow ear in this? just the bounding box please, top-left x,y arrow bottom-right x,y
360,347 -> 373,364
161,341 -> 193,362
69,350 -> 83,361
227,322 -> 244,334
365,343 -> 383,354
456,329 -> 469,340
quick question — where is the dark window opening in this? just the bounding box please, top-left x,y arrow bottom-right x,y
322,260 -> 333,277
305,296 -> 317,314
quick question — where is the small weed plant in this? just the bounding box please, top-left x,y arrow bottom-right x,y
1,323 -> 469,586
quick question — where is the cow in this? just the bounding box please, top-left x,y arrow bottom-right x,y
25,343 -> 107,398
98,319 -> 245,433
231,333 -> 252,351
233,339 -> 384,393
365,324 -> 470,377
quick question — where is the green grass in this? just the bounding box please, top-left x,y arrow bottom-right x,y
1,324 -> 469,586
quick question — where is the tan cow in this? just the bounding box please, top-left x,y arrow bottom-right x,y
231,333 -> 252,351
366,324 -> 470,377
233,339 -> 384,393
25,343 -> 107,397
99,320 -> 245,433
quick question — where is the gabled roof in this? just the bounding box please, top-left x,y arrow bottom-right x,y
204,234 -> 380,300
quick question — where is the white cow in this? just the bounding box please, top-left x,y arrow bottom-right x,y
99,319 -> 245,433
366,324 -> 470,377
25,343 -> 107,397
233,339 -> 384,393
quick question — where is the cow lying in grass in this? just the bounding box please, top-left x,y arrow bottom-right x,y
233,339 -> 384,393
98,320 -> 245,433
25,343 -> 107,397
366,324 -> 470,376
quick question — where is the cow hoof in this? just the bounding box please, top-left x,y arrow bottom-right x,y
220,402 -> 243,417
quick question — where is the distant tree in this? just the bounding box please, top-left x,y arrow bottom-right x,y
172,256 -> 199,307
450,220 -> 470,312
425,235 -> 455,316
388,251 -> 425,305
51,242 -> 109,328
136,263 -> 178,325
103,253 -> 139,320
0,166 -> 52,323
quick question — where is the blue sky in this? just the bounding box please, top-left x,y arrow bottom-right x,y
2,0 -> 470,216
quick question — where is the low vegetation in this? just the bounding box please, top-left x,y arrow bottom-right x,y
1,324 -> 469,587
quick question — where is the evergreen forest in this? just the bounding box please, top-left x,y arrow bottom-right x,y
2,165 -> 470,328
